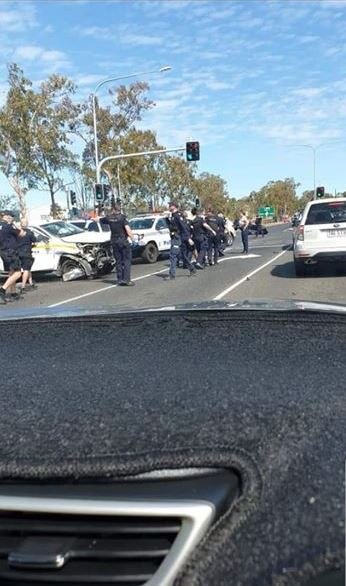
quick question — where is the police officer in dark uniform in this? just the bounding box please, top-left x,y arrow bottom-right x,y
17,223 -> 37,292
190,207 -> 216,269
0,210 -> 22,304
217,212 -> 227,256
99,205 -> 135,286
165,202 -> 197,280
205,208 -> 221,266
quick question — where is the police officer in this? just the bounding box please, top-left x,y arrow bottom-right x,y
190,207 -> 216,269
217,212 -> 227,256
205,208 -> 221,266
99,205 -> 135,286
0,210 -> 22,304
165,202 -> 197,280
239,209 -> 249,254
17,222 -> 37,292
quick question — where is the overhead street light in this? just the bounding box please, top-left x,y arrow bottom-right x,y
92,66 -> 172,182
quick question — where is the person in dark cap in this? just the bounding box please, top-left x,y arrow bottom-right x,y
0,210 -> 22,304
165,202 -> 197,280
99,204 -> 135,286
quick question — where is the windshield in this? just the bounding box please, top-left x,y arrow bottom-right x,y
0,0 -> 345,310
129,219 -> 155,230
41,222 -> 85,237
305,202 -> 346,225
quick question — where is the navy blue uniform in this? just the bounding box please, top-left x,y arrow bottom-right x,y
0,221 -> 20,271
166,212 -> 195,278
100,213 -> 132,284
17,229 -> 37,271
205,214 -> 221,265
191,216 -> 208,265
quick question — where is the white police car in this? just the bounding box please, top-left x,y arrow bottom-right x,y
129,214 -> 171,263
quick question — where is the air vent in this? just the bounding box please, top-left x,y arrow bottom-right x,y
0,469 -> 239,586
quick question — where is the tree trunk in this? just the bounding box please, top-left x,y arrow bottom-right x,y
10,176 -> 28,223
49,185 -> 57,219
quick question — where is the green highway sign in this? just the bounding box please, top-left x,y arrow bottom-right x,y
258,206 -> 275,219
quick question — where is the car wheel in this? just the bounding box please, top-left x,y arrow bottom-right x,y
226,234 -> 234,247
142,242 -> 159,263
294,259 -> 307,277
60,258 -> 86,281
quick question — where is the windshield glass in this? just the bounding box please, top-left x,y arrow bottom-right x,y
129,219 -> 155,230
305,202 -> 346,225
41,222 -> 85,237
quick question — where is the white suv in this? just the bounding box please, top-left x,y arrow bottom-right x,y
129,214 -> 171,263
293,197 -> 346,276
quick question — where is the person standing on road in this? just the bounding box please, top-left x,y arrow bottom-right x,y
205,208 -> 221,266
0,210 -> 22,304
239,210 -> 249,254
99,205 -> 135,286
17,223 -> 37,292
165,202 -> 197,280
217,212 -> 227,256
190,207 -> 216,269
255,215 -> 263,238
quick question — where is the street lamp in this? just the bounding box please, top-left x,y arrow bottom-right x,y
92,66 -> 171,182
286,142 -> 345,195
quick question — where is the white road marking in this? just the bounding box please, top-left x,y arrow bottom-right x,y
213,249 -> 288,301
48,268 -> 168,308
218,253 -> 260,262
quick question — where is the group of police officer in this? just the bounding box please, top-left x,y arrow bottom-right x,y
97,202 -> 242,286
0,210 -> 37,305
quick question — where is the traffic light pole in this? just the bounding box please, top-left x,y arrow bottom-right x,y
96,147 -> 186,180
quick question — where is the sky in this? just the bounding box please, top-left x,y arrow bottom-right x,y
1,0 -> 346,209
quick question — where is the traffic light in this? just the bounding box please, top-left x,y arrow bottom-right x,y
316,186 -> 325,199
70,190 -> 77,206
103,185 -> 112,201
195,197 -> 200,208
95,183 -> 104,203
186,141 -> 200,162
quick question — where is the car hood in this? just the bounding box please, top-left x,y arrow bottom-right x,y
0,298 -> 345,321
61,232 -> 110,244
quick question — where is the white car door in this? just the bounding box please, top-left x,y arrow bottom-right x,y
31,229 -> 60,272
155,218 -> 171,251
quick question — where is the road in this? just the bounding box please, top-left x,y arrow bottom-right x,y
1,224 -> 346,311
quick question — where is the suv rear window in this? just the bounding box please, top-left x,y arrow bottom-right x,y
305,202 -> 346,225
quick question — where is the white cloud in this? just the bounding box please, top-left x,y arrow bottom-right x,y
299,35 -> 320,44
76,25 -> 111,37
0,1 -> 37,32
13,45 -> 70,70
121,33 -> 164,46
292,87 -> 325,98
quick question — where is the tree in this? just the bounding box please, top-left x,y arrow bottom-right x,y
246,178 -> 300,217
194,172 -> 233,215
0,64 -> 37,220
80,81 -> 155,184
0,193 -> 16,211
0,64 -> 80,220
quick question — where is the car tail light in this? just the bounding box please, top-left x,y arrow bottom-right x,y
297,225 -> 305,241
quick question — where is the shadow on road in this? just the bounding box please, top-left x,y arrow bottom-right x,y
271,262 -> 346,279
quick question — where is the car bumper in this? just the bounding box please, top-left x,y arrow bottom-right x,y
294,245 -> 346,263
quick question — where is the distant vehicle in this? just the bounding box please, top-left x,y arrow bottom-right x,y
129,214 -> 171,263
292,198 -> 346,276
0,221 -> 115,281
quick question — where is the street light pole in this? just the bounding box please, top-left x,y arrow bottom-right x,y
92,66 -> 171,183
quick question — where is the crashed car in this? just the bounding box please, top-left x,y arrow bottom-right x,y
0,221 -> 115,282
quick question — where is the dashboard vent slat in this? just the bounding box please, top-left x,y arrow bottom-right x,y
0,470 -> 239,585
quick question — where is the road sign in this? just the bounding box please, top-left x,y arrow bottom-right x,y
258,206 -> 275,219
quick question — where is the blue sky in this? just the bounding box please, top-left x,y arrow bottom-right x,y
1,0 -> 346,208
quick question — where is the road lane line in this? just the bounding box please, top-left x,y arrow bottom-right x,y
48,268 -> 168,308
218,253 -> 260,262
213,249 -> 288,301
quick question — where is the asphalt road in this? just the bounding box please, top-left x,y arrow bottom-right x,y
1,224 -> 346,311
